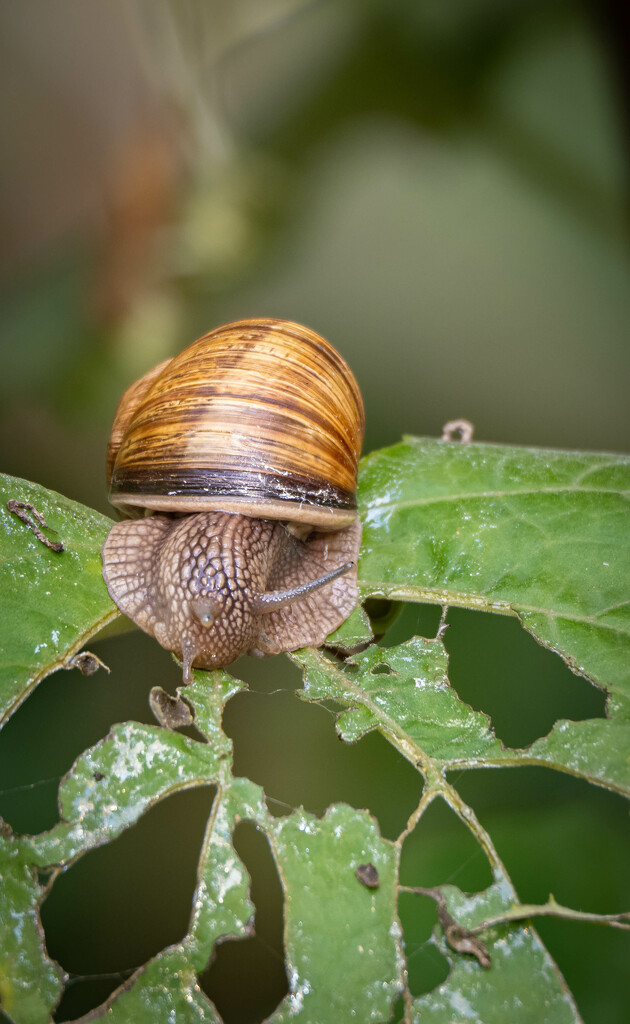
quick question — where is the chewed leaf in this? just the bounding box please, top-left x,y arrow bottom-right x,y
2,439 -> 628,1020
412,883 -> 582,1024
358,439 -> 630,697
293,638 -> 630,796
0,835 -> 64,1024
70,948 -> 221,1023
0,474 -> 118,727
325,603 -> 373,652
267,804 -> 402,1022
27,671 -> 243,868
523,716 -> 630,794
339,638 -> 504,761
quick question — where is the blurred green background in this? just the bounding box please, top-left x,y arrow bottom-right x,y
1,2 -> 629,1022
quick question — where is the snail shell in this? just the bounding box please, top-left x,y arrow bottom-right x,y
102,318 -> 364,679
107,318 -> 364,528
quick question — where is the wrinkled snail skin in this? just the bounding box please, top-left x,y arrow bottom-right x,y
102,511 -> 361,680
102,318 -> 364,679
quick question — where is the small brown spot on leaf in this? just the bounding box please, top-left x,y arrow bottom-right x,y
356,863 -> 380,889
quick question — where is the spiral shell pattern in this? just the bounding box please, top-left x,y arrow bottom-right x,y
107,318 -> 364,527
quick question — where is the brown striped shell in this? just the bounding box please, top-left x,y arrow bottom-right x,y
107,318 -> 364,528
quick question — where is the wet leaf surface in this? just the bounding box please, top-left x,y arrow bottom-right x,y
266,803 -> 402,1022
0,446 -> 628,1021
296,635 -> 630,796
72,948 -> 221,1023
412,883 -> 582,1024
359,439 -> 630,698
0,474 -> 118,726
0,834 -> 64,1024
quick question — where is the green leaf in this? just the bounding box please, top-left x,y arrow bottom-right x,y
27,674 -> 242,868
344,638 -> 505,763
0,835 -> 64,1024
0,474 -> 118,726
27,722 -> 220,867
295,638 -> 502,765
3,442 -> 629,1020
13,673 -> 404,1020
412,883 -> 582,1024
295,636 -> 630,796
267,804 -> 402,1022
358,439 -> 630,697
523,715 -> 630,794
325,604 -> 373,651
72,948 -> 221,1023
185,775 -> 263,968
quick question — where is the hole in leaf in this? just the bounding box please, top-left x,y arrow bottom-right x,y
398,890 -> 450,998
535,917 -> 630,1024
53,975 -> 126,1023
371,663 -> 394,675
399,797 -> 493,893
364,597 -> 405,638
381,603 -> 443,646
390,995 -> 405,1023
451,768 -> 630,1022
454,768 -> 630,909
398,798 -> 494,999
228,648 -> 303,696
45,785 -> 216,1022
0,632 -> 177,836
200,821 -> 288,1023
442,607 -> 606,748
223,688 -> 422,840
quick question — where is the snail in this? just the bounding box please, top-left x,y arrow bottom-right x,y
102,318 -> 364,681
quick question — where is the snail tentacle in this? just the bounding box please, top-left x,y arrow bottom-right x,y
252,561 -> 355,613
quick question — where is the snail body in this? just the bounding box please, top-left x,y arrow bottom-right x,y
102,318 -> 364,679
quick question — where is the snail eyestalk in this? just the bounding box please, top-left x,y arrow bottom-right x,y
253,562 -> 355,613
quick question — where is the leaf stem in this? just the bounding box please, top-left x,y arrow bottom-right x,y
396,786 -> 438,844
466,894 -> 630,934
399,887 -> 630,933
435,775 -> 510,881
296,647 -> 511,882
358,583 -> 515,617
